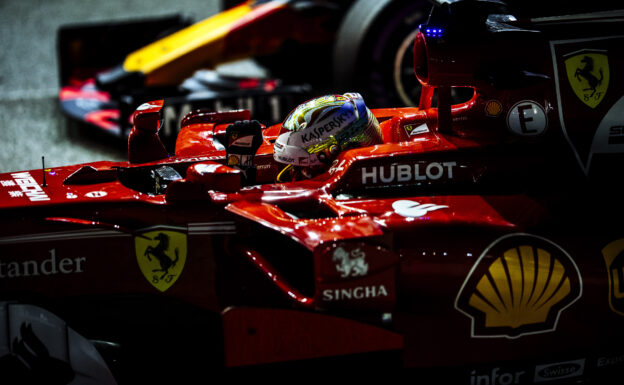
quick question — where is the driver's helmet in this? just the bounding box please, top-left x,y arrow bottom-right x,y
273,93 -> 382,180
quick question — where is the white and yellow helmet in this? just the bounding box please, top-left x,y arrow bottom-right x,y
273,93 -> 382,168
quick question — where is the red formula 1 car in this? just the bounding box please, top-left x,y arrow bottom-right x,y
4,0 -> 624,383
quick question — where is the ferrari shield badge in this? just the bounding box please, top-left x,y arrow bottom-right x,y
565,51 -> 609,109
551,37 -> 624,174
135,228 -> 187,292
602,238 -> 624,317
455,234 -> 582,338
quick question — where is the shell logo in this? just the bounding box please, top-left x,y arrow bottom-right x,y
455,234 -> 582,339
602,238 -> 624,316
485,100 -> 503,117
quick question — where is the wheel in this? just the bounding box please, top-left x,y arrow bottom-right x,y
333,0 -> 432,108
251,1 -> 346,89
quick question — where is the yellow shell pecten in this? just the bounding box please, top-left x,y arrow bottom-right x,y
468,245 -> 572,329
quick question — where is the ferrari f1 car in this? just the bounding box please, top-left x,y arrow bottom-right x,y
5,0 -> 624,383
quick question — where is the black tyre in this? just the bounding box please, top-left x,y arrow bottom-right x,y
333,0 -> 432,108
252,1 -> 347,88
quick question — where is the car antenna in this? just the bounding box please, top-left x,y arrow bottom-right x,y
41,156 -> 47,187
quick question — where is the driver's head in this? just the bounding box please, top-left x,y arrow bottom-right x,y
273,93 -> 382,181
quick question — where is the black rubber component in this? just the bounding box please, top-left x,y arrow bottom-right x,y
332,0 -> 432,108
95,64 -> 145,93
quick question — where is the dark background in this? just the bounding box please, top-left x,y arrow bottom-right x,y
0,0 -> 251,173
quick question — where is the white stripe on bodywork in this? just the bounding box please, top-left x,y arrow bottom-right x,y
188,222 -> 236,234
0,229 -> 130,245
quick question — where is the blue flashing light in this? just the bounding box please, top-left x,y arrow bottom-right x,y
423,26 -> 444,38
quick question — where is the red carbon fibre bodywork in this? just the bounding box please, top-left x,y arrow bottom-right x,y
3,4 -> 624,382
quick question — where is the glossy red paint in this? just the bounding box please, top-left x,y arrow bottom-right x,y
222,307 -> 403,367
44,216 -> 144,237
128,100 -> 169,163
180,108 -> 250,129
238,246 -> 314,307
227,200 -> 384,251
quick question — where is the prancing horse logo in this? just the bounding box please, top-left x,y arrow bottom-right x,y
575,56 -> 603,98
565,51 -> 609,108
144,233 -> 179,280
135,228 -> 187,292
